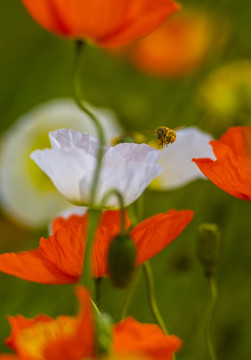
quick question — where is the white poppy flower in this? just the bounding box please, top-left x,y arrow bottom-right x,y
31,129 -> 162,208
149,127 -> 215,190
0,98 -> 122,228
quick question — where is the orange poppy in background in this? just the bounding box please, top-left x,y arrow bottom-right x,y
21,0 -> 180,48
124,10 -> 214,77
3,287 -> 181,360
193,126 -> 251,200
0,209 -> 194,284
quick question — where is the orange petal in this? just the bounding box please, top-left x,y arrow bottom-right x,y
91,224 -> 122,278
52,212 -> 88,234
98,0 -> 181,48
22,0 -> 180,48
216,126 -> 251,158
6,315 -> 52,351
5,287 -> 95,360
39,227 -> 84,280
0,355 -> 20,360
112,317 -> 182,359
43,287 -> 96,360
130,210 -> 194,265
21,0 -> 71,35
193,157 -> 251,200
52,210 -> 131,234
0,250 -> 76,284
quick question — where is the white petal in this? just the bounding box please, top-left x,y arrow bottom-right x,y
30,148 -> 96,204
150,127 -> 215,190
49,128 -> 102,156
79,162 -> 162,208
103,142 -> 161,166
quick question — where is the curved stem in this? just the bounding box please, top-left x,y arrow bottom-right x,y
73,40 -> 106,207
205,275 -> 218,360
119,267 -> 141,321
101,189 -> 127,234
143,261 -> 168,335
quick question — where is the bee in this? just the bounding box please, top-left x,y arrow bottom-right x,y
147,126 -> 184,147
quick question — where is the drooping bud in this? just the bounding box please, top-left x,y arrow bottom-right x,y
95,312 -> 113,357
108,234 -> 136,288
197,223 -> 220,276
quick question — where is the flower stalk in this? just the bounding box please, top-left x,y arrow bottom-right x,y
73,40 -> 106,207
82,208 -> 101,297
205,274 -> 218,360
143,261 -> 168,335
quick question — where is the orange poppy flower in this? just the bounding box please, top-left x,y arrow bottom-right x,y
124,10 -> 213,77
193,126 -> 251,200
0,209 -> 194,284
21,0 -> 180,48
4,287 -> 181,360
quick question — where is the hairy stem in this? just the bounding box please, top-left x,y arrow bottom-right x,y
205,275 -> 218,360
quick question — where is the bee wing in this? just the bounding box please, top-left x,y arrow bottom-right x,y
171,125 -> 185,131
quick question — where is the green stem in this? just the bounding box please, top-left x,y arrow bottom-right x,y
205,275 -> 218,360
143,261 -> 168,335
101,189 -> 127,234
119,267 -> 141,321
73,40 -> 106,207
82,209 -> 101,296
95,278 -> 102,311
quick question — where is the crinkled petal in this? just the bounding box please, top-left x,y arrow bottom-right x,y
103,142 -> 161,166
49,129 -> 101,156
112,317 -> 182,359
193,156 -> 251,200
150,127 -> 215,190
131,209 -> 194,265
0,250 -> 76,284
80,163 -> 162,208
39,227 -> 84,280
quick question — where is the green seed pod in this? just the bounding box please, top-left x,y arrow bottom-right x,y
197,223 -> 221,276
95,312 -> 113,357
108,234 -> 136,288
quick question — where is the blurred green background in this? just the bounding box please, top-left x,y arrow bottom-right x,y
0,0 -> 250,359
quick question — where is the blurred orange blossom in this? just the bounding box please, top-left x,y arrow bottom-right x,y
1,287 -> 181,360
193,126 -> 251,200
21,0 -> 180,48
0,209 -> 194,283
121,10 -> 215,77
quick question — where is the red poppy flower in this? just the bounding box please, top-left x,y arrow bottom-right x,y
21,0 -> 180,48
0,209 -> 194,284
193,126 -> 251,200
4,287 -> 181,360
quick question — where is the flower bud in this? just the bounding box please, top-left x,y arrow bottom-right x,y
95,312 -> 113,356
197,223 -> 220,276
108,234 -> 136,287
